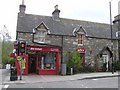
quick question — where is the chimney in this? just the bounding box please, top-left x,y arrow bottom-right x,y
19,0 -> 26,14
52,5 -> 60,21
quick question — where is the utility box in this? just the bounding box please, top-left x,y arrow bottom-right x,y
61,64 -> 66,75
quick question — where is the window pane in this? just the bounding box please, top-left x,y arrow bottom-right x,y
78,34 -> 83,44
34,31 -> 46,43
38,52 -> 56,69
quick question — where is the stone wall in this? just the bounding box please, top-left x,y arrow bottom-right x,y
17,32 -> 118,66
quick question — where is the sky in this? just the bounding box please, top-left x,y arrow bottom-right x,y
0,0 -> 120,40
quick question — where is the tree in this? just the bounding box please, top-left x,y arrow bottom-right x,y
2,41 -> 13,64
0,37 -> 2,68
66,51 -> 82,74
0,25 -> 13,65
0,25 -> 11,41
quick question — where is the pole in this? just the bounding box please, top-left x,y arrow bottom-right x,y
19,60 -> 22,80
109,1 -> 114,74
61,36 -> 63,63
118,31 -> 120,62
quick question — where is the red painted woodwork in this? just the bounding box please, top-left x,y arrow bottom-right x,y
28,46 -> 60,52
36,52 -> 60,75
15,46 -> 60,75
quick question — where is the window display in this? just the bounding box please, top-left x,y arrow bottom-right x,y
38,52 -> 56,69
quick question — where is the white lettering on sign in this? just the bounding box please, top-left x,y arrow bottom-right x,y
77,48 -> 86,53
30,47 -> 42,51
50,48 -> 59,52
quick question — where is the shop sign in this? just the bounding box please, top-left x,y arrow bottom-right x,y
30,47 -> 42,51
50,48 -> 59,52
29,46 -> 60,52
77,48 -> 86,53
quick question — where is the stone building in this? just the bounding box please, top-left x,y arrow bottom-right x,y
15,2 -> 118,75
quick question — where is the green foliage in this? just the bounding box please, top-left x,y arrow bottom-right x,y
9,58 -> 14,65
79,66 -> 95,73
0,38 -> 2,64
101,63 -> 107,72
2,41 -> 13,65
114,61 -> 120,71
66,51 -> 82,74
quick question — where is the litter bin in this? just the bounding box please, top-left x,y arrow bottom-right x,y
10,67 -> 18,81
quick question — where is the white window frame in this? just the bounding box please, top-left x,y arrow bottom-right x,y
34,29 -> 47,43
78,33 -> 84,46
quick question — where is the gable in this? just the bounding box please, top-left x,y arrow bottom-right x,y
76,26 -> 86,34
73,26 -> 86,36
99,46 -> 112,58
35,21 -> 49,30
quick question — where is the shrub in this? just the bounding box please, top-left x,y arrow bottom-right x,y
9,58 -> 14,65
66,51 -> 82,74
114,61 -> 120,71
79,66 -> 95,73
101,63 -> 107,72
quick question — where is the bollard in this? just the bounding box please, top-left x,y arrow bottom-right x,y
71,68 -> 73,75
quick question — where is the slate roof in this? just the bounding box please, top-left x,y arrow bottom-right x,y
17,13 -> 118,39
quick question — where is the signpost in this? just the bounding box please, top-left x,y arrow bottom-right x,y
17,56 -> 22,80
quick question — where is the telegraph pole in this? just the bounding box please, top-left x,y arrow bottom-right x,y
109,1 -> 114,74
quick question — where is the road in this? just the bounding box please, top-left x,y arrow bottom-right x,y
0,69 -> 10,90
4,77 -> 119,89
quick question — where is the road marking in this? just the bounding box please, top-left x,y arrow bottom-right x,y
3,85 -> 9,88
92,79 -> 98,80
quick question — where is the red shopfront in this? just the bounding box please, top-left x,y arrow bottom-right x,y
15,45 -> 60,75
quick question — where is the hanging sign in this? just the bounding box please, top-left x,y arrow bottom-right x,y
77,48 -> 86,53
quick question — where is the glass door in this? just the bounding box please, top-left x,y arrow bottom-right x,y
102,55 -> 109,71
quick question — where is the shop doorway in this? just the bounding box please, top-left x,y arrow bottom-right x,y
28,54 -> 36,74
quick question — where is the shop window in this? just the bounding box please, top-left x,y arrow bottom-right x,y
78,33 -> 84,45
38,52 -> 56,69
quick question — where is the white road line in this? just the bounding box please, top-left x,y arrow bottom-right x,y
3,85 -> 9,88
92,79 -> 98,80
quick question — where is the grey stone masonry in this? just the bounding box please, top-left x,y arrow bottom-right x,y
16,3 -> 119,71
17,31 -> 118,65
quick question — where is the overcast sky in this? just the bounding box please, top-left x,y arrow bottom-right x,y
0,0 -> 120,40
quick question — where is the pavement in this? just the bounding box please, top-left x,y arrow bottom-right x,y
1,69 -> 120,84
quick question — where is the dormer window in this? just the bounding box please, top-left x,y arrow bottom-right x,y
33,22 -> 49,44
34,30 -> 46,43
72,26 -> 86,46
78,33 -> 84,45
